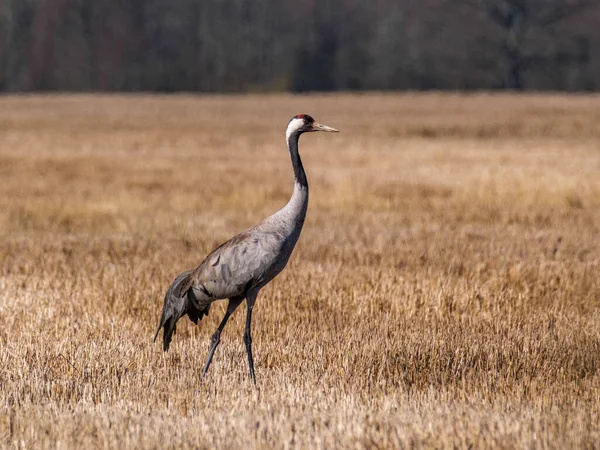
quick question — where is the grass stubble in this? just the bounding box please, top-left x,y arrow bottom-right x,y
0,93 -> 599,449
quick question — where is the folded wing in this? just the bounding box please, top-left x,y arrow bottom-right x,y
186,230 -> 285,301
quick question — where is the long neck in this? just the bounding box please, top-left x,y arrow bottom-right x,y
288,131 -> 308,189
281,131 -> 309,232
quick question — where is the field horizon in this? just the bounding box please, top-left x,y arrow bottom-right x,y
0,93 -> 599,448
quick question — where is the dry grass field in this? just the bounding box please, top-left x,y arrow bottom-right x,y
0,93 -> 599,449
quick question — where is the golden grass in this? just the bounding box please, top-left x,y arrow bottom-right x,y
1,93 -> 599,449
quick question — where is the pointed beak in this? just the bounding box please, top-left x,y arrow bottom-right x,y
313,122 -> 339,133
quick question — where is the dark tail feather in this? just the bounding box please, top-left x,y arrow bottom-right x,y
154,313 -> 179,351
154,271 -> 209,352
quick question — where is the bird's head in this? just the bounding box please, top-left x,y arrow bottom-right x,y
286,114 -> 339,141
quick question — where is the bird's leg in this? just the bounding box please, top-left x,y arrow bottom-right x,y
243,293 -> 257,385
202,316 -> 228,378
202,296 -> 243,378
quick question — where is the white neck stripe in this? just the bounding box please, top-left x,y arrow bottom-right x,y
286,118 -> 304,142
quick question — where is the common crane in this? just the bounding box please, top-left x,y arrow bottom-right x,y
154,114 -> 338,384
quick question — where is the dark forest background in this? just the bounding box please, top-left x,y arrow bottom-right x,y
1,0 -> 599,93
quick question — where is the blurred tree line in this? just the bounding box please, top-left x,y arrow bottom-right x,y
0,0 -> 598,92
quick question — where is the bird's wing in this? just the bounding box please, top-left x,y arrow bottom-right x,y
185,229 -> 285,300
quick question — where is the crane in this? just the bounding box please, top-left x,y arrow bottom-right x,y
154,114 -> 338,384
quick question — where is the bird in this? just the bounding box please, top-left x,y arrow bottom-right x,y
154,114 -> 338,384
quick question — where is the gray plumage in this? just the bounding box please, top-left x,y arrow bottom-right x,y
154,114 -> 338,383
